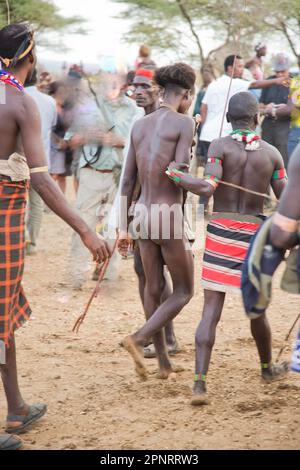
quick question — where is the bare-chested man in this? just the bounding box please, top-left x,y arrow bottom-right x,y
120,63 -> 195,380
117,68 -> 180,358
167,92 -> 289,405
0,24 -> 109,450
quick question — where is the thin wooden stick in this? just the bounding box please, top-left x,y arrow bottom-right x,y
72,234 -> 119,334
218,180 -> 278,202
5,0 -> 10,25
219,51 -> 238,138
276,312 -> 300,362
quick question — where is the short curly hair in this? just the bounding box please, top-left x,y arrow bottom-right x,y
154,63 -> 196,93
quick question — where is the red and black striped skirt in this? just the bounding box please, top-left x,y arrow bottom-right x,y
202,212 -> 264,293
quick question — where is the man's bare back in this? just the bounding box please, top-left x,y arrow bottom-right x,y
207,136 -> 285,214
0,86 -> 26,158
132,107 -> 194,207
125,107 -> 194,241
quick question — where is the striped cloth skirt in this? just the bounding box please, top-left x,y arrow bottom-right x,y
202,212 -> 264,293
0,178 -> 31,353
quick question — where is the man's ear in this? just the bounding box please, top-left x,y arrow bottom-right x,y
226,112 -> 231,123
183,90 -> 190,100
28,51 -> 34,64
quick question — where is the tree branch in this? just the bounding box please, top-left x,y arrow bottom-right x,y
207,32 -> 230,59
279,20 -> 298,57
176,0 -> 204,63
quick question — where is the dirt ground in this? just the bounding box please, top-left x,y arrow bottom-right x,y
1,189 -> 300,450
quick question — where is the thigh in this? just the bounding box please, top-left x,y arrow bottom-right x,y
138,239 -> 164,294
160,237 -> 194,294
203,289 -> 225,311
76,169 -> 106,211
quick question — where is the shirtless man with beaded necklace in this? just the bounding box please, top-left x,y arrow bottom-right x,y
167,91 -> 289,405
0,24 -> 109,450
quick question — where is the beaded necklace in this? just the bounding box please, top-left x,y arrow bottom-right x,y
0,70 -> 24,92
230,129 -> 260,151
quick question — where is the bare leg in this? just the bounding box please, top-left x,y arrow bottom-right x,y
50,174 -> 65,194
1,336 -> 27,415
191,290 -> 225,405
73,176 -> 79,195
1,336 -> 47,433
57,175 -> 67,194
137,238 -> 193,339
138,240 -> 172,378
134,245 -> 178,350
251,313 -> 289,382
122,237 -> 194,378
161,271 -> 178,349
134,245 -> 146,306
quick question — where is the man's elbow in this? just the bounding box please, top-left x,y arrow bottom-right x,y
30,173 -> 52,194
201,183 -> 214,199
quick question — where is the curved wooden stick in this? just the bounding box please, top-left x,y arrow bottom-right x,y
72,233 -> 119,334
276,312 -> 300,363
218,180 -> 278,202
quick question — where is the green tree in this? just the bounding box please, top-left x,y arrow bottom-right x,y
113,0 -> 265,74
113,0 -> 300,72
0,0 -> 84,32
262,0 -> 300,60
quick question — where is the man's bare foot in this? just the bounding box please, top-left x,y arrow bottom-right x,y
156,367 -> 174,380
121,335 -> 148,380
156,363 -> 184,380
143,341 -> 181,359
190,381 -> 210,406
261,361 -> 289,383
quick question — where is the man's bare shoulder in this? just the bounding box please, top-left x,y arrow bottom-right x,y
5,87 -> 37,114
131,115 -> 147,135
173,112 -> 194,125
260,139 -> 283,162
208,136 -> 231,156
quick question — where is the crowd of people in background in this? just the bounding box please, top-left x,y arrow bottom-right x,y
1,20 -> 300,450
25,42 -> 300,286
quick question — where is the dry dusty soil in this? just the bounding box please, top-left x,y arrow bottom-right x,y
1,191 -> 299,450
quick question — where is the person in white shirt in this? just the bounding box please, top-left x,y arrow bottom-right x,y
25,69 -> 57,254
200,54 -> 289,147
198,54 -> 289,211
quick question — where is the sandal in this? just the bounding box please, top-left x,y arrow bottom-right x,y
262,361 -> 289,383
0,433 -> 22,450
6,403 -> 47,435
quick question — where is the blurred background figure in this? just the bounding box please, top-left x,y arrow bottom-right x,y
135,44 -> 156,70
38,71 -> 53,94
25,69 -> 57,255
245,42 -> 267,79
287,72 -> 300,160
259,52 -> 291,168
193,67 -> 213,167
68,67 -> 138,288
49,81 -> 74,194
